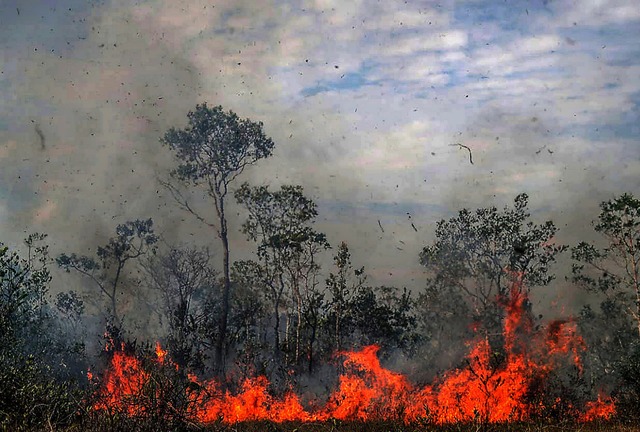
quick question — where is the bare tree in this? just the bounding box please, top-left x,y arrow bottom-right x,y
143,246 -> 216,370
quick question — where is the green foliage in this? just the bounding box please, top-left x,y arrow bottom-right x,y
161,103 -> 275,190
572,193 -> 640,337
0,234 -> 85,430
347,285 -> 419,353
0,352 -> 83,430
0,234 -> 51,342
616,342 -> 640,420
235,183 -> 329,369
57,219 -> 158,324
419,193 -> 566,336
323,244 -> 418,355
235,183 -> 328,256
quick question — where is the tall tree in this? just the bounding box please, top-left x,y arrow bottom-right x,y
235,183 -> 328,366
572,193 -> 640,337
161,103 -> 275,374
57,219 -> 157,326
419,193 -> 566,337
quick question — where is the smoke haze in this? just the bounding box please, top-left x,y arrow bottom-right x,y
1,0 -> 639,314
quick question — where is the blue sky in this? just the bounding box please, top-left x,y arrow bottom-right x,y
0,0 -> 638,289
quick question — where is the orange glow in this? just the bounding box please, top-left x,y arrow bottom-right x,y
89,281 -> 616,424
155,342 -> 168,364
92,347 -> 149,416
192,377 -> 311,423
580,395 -> 616,422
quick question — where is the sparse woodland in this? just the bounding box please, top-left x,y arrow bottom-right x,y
1,104 -> 639,431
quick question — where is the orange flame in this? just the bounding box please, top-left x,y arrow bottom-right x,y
155,342 -> 168,364
89,282 -> 615,424
580,395 -> 616,422
92,348 -> 149,416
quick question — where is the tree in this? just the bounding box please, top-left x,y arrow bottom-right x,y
235,183 -> 329,367
143,246 -> 216,370
225,260 -> 270,378
161,103 -> 275,374
325,242 -> 366,353
419,193 -> 566,338
347,285 -> 418,353
572,193 -> 640,338
57,219 -> 157,326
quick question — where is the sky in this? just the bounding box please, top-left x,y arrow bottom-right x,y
0,0 -> 639,308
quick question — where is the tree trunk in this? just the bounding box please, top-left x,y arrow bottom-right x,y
308,323 -> 316,374
215,221 -> 230,379
273,290 -> 282,359
294,273 -> 302,364
110,261 -> 124,324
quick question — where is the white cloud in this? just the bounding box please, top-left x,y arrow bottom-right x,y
384,31 -> 468,55
552,0 -> 640,26
364,7 -> 450,31
514,35 -> 562,54
471,35 -> 561,73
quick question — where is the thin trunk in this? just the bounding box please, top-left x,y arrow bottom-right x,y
633,251 -> 640,338
335,302 -> 341,352
215,206 -> 230,378
273,291 -> 282,358
634,276 -> 640,338
284,311 -> 290,363
308,322 -> 316,374
295,274 -> 302,364
111,261 -> 124,324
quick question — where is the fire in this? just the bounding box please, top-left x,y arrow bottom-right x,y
91,346 -> 149,416
89,282 -> 616,425
155,342 -> 168,364
192,377 -> 310,423
580,395 -> 616,422
320,345 -> 413,421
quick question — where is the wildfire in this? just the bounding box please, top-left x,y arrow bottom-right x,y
89,283 -> 616,425
90,346 -> 149,416
580,395 -> 616,422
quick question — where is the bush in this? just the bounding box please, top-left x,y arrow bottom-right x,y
0,351 -> 83,430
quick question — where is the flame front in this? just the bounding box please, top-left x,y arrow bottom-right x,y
90,283 -> 615,424
91,347 -> 149,416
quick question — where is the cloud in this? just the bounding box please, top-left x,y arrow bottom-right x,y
384,31 -> 468,56
549,0 -> 640,26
